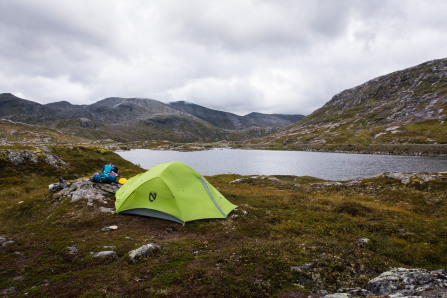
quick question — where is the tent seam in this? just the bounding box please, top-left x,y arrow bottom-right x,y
199,177 -> 226,217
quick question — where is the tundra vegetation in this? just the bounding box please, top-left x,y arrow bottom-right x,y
0,146 -> 446,296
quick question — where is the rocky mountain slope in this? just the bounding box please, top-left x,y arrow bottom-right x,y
264,58 -> 447,147
0,94 -> 303,143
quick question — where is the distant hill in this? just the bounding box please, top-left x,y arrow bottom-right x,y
168,101 -> 304,130
264,58 -> 447,147
0,94 -> 303,143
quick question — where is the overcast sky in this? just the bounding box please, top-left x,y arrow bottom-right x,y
1,0 -> 446,115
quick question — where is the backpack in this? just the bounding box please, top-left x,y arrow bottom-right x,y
102,164 -> 118,174
90,172 -> 116,184
111,164 -> 118,173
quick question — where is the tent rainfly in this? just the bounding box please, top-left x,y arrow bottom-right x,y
115,162 -> 237,225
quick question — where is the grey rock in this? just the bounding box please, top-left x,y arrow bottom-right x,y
375,172 -> 436,184
2,240 -> 14,247
1,148 -> 68,168
128,243 -> 161,263
69,181 -> 106,203
291,262 -> 314,274
310,289 -> 328,296
101,225 -> 118,232
96,183 -> 119,194
66,245 -> 78,255
229,178 -> 248,184
52,179 -> 119,213
366,267 -> 447,296
356,237 -> 370,248
92,251 -> 118,259
0,287 -> 16,295
337,287 -> 373,296
0,236 -> 6,244
323,294 -> 350,298
43,151 -> 68,168
99,207 -> 115,214
6,150 -> 38,165
13,275 -> 24,281
49,177 -> 68,192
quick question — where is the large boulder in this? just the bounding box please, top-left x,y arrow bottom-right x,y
324,267 -> 447,297
52,179 -> 120,212
366,267 -> 447,296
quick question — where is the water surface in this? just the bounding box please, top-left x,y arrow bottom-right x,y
116,148 -> 447,180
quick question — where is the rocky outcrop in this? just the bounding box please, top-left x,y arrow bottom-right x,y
325,268 -> 447,297
366,268 -> 447,296
52,179 -> 119,212
312,172 -> 446,187
0,147 -> 68,168
375,172 -> 438,184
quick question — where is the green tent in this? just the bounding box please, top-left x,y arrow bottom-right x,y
115,162 -> 237,225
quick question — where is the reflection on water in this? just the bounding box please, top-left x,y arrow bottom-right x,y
116,148 -> 447,181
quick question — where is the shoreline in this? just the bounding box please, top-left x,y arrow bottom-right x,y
2,140 -> 447,157
111,141 -> 447,157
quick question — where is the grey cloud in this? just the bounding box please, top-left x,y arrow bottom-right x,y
0,0 -> 446,115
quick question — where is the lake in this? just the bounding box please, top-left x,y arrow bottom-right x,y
116,148 -> 447,180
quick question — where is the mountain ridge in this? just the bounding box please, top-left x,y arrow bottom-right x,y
0,93 -> 304,143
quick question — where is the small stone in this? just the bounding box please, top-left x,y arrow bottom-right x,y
337,287 -> 373,296
13,276 -> 24,282
2,240 -> 14,247
323,293 -> 350,298
101,225 -> 118,232
92,251 -> 118,259
357,237 -> 370,248
128,243 -> 161,263
229,178 -> 248,184
99,207 -> 115,214
66,245 -> 78,255
48,177 -> 68,192
291,262 -> 314,274
310,289 -> 328,296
